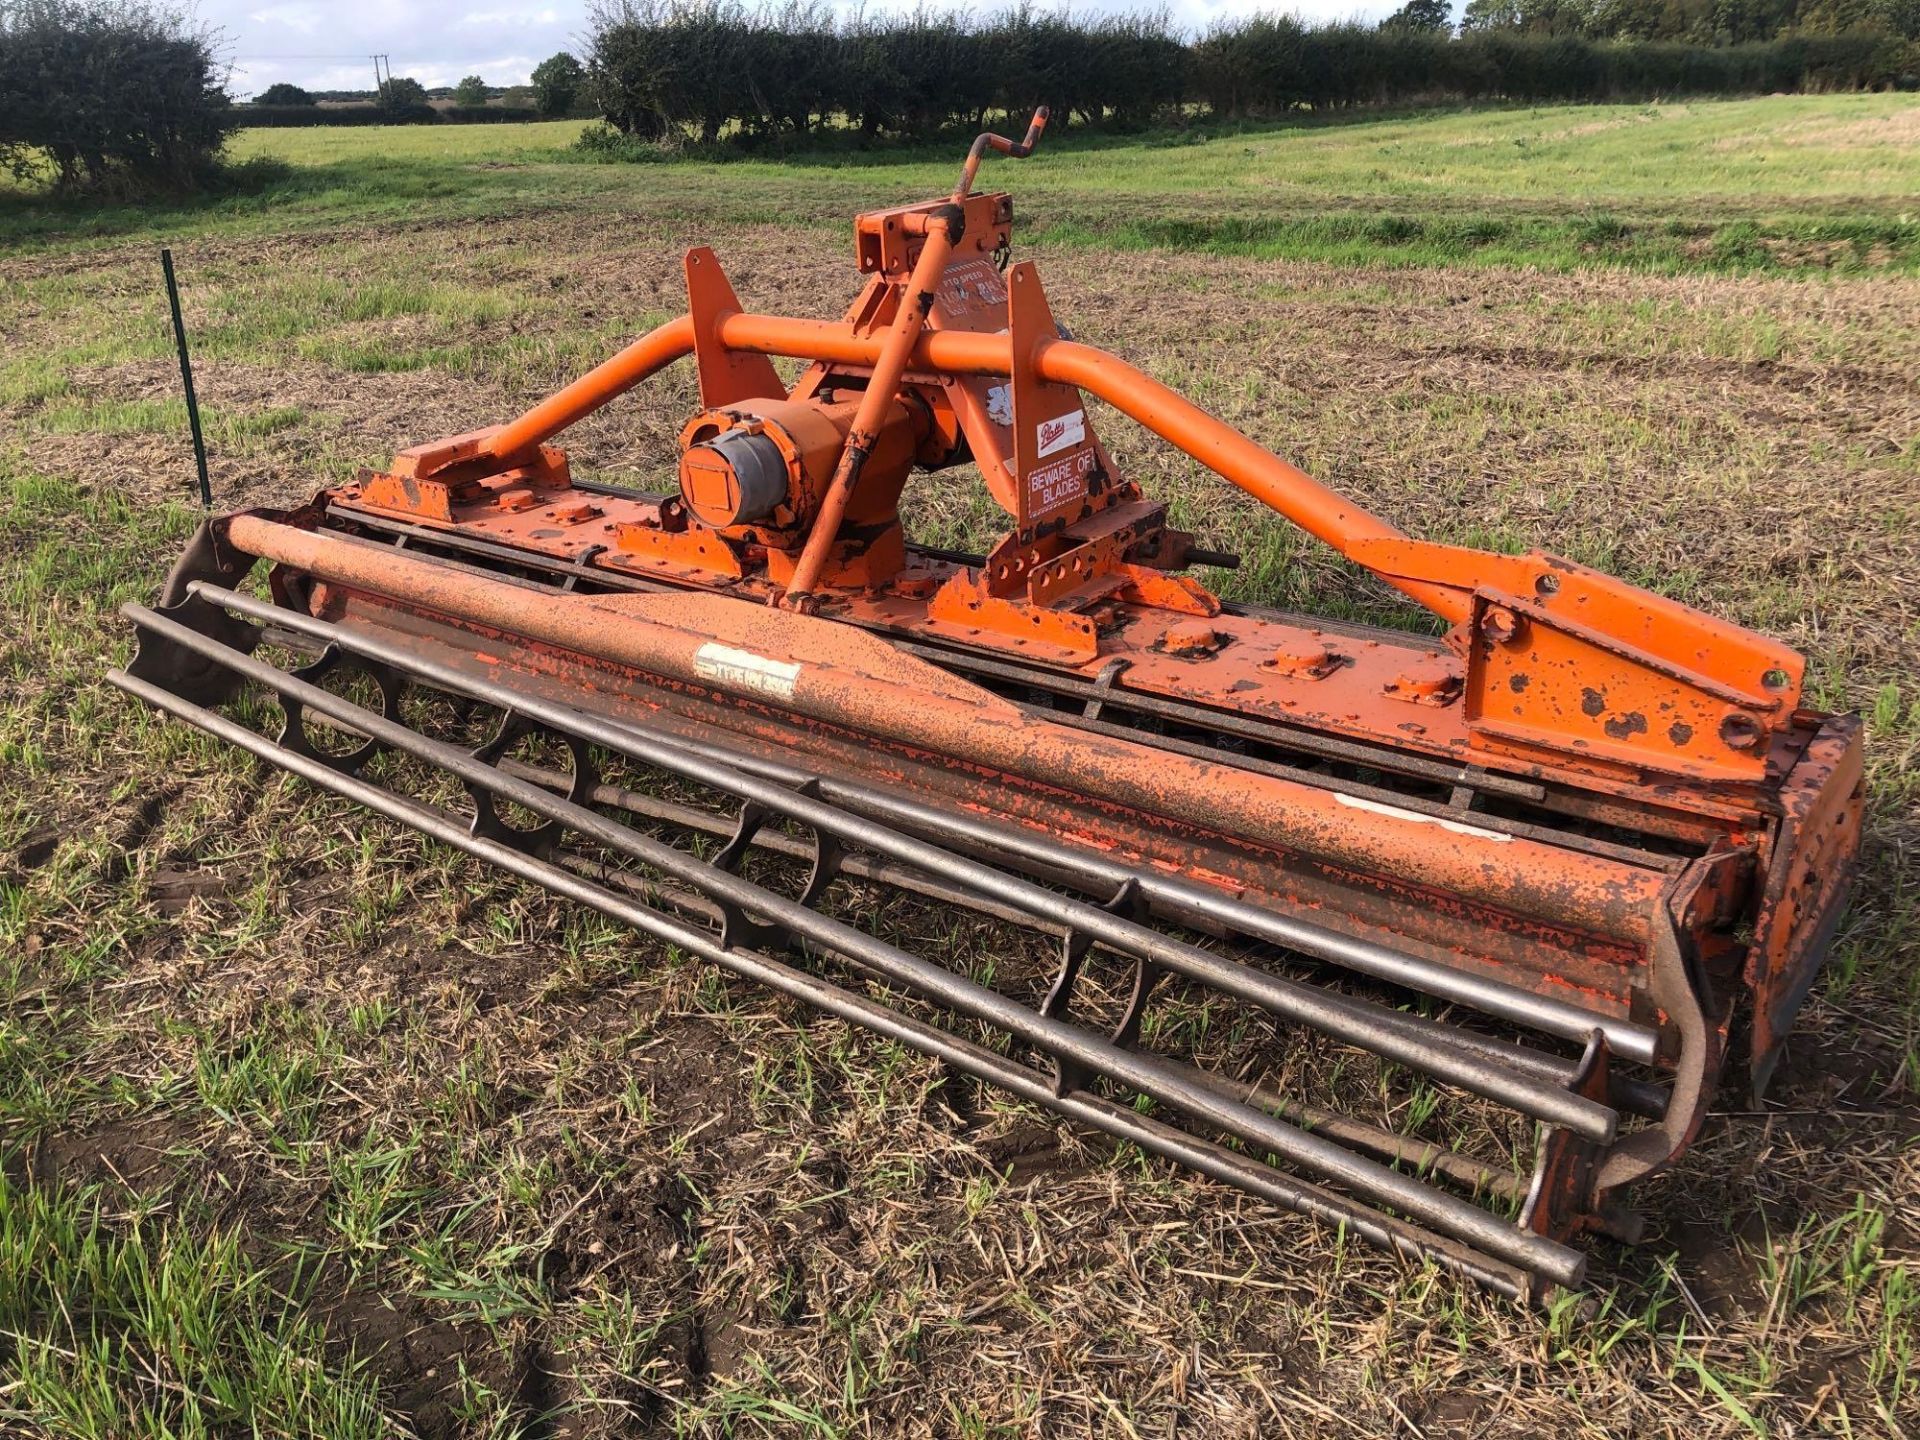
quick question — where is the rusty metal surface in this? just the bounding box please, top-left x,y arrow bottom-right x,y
227,515 -> 1677,955
114,579 -> 1730,1299
113,508 -> 1864,1296
1745,714 -> 1866,1099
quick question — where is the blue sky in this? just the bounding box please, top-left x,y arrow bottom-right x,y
214,1 -> 1401,97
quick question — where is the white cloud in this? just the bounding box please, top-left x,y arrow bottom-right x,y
243,4 -> 328,36
458,8 -> 562,25
216,0 -> 1404,97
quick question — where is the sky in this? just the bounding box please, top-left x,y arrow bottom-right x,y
213,1 -> 1398,97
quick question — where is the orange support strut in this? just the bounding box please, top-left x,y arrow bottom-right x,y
779,210 -> 959,609
434,304 -> 1460,621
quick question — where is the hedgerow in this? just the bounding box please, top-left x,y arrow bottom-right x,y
581,1 -> 1912,146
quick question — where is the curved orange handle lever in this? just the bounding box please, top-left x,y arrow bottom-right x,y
953,106 -> 1049,200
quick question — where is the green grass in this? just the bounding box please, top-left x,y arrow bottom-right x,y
3,95 -> 1917,272
0,1169 -> 392,1437
221,97 -> 1918,210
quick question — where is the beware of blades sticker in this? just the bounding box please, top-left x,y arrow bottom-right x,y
1035,408 -> 1086,459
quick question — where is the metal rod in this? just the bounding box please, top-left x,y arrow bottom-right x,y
781,210 -> 957,608
114,610 -> 1588,1286
340,513 -> 1532,804
159,249 -> 211,510
108,662 -> 1548,1299
186,579 -> 1663,1074
505,758 -> 1069,938
189,581 -> 1661,1069
1167,1058 -> 1528,1203
953,106 -> 1049,200
511,751 -> 1665,1120
175,587 -> 1623,1143
891,638 -> 1550,805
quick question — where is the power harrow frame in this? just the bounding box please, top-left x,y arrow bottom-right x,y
114,112 -> 1865,1302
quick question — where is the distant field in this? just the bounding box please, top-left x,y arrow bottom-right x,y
1,96 -> 1917,1437
227,96 -> 1920,210
1,94 -> 1915,271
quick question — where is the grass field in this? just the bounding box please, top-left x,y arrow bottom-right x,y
4,94 -> 1919,270
1,98 -> 1917,1437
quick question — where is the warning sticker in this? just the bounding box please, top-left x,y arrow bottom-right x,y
694,642 -> 802,700
937,262 -> 1008,315
1026,449 -> 1095,514
1035,408 -> 1086,459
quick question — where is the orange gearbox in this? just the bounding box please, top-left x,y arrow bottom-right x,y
675,395 -> 924,587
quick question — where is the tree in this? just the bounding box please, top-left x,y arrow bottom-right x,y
1381,0 -> 1454,28
531,50 -> 585,115
255,81 -> 313,105
1470,0 -> 1594,30
453,74 -> 487,106
0,0 -> 235,191
1460,0 -> 1524,26
378,75 -> 429,109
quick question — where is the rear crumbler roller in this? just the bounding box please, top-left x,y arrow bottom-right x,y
119,576 -> 1724,1304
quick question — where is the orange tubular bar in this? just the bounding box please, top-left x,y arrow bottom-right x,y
953,107 -> 1050,201
711,315 -> 1462,622
1032,342 -> 1463,623
716,315 -> 1009,374
485,315 -> 697,466
462,308 -> 1460,619
781,212 -> 959,607
221,512 -> 1667,946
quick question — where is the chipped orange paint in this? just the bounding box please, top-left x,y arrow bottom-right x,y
343,201 -> 1808,789
227,514 -> 1671,949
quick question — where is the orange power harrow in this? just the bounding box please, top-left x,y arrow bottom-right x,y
115,111 -> 1864,1302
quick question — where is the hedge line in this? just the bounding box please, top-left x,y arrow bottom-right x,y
582,2 -> 1913,143
238,104 -> 545,128
2,0 -> 231,189
1192,25 -> 1899,112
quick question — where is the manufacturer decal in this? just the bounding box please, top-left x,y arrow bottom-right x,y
694,642 -> 802,700
1036,408 -> 1086,459
1335,792 -> 1513,842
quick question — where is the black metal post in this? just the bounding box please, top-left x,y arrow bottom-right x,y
160,249 -> 212,510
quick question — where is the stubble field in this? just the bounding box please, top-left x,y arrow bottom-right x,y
1,97 -> 1917,1438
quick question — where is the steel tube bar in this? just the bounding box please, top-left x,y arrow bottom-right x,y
117,606 -> 1588,1285
890,638 -> 1553,805
215,521 -> 1670,946
1033,341 -> 1460,619
952,106 -> 1048,199
502,758 -> 1071,937
781,213 -> 957,605
484,315 -> 696,467
192,579 -> 1661,1069
538,760 -> 1663,1153
1168,1059 -> 1528,1202
708,313 -> 1462,620
110,666 -> 1538,1298
184,585 -> 1620,1142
